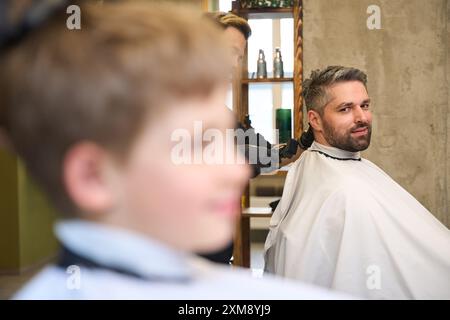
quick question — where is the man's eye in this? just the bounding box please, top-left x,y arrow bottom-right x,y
361,104 -> 370,109
339,107 -> 350,112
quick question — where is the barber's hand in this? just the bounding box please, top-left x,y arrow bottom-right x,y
279,147 -> 304,168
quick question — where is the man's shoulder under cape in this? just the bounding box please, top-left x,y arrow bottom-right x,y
264,144 -> 450,299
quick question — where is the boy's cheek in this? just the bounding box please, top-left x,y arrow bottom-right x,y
125,166 -> 208,211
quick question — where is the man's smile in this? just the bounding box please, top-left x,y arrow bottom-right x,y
351,126 -> 369,137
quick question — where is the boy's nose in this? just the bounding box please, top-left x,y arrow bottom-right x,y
224,152 -> 251,188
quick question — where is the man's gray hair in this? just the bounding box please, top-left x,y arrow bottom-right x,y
302,66 -> 368,114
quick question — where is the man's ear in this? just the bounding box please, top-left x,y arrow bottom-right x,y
63,142 -> 116,215
308,110 -> 323,133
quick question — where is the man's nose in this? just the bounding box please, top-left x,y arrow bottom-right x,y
353,105 -> 369,123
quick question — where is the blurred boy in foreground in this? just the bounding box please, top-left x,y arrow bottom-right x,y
1,1 -> 341,299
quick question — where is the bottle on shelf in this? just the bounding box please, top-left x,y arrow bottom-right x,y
240,0 -> 294,9
256,49 -> 267,78
276,108 -> 291,144
273,47 -> 284,78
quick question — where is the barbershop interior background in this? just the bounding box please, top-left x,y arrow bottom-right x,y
0,0 -> 449,298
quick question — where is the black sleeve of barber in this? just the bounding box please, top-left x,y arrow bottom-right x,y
235,121 -> 279,178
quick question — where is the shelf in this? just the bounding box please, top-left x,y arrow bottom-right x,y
259,170 -> 288,177
242,206 -> 273,218
242,77 -> 293,84
232,0 -> 303,269
233,7 -> 293,19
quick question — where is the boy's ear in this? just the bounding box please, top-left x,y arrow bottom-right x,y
63,142 -> 115,215
0,128 -> 13,152
308,109 -> 323,133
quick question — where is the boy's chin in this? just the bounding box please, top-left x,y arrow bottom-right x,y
194,226 -> 234,253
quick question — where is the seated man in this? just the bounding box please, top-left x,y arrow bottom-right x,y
1,1 -> 341,299
264,66 -> 450,299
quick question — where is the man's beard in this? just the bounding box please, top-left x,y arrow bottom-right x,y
322,120 -> 372,152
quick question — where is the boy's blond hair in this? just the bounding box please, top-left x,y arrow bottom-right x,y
0,2 -> 231,215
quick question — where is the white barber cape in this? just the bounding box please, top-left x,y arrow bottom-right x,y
264,141 -> 450,299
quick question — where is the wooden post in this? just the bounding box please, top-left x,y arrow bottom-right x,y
293,0 -> 304,139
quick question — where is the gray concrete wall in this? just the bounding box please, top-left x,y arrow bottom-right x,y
446,0 -> 449,227
303,0 -> 449,226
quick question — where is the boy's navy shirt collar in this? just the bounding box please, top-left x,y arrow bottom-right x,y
55,220 -> 193,281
